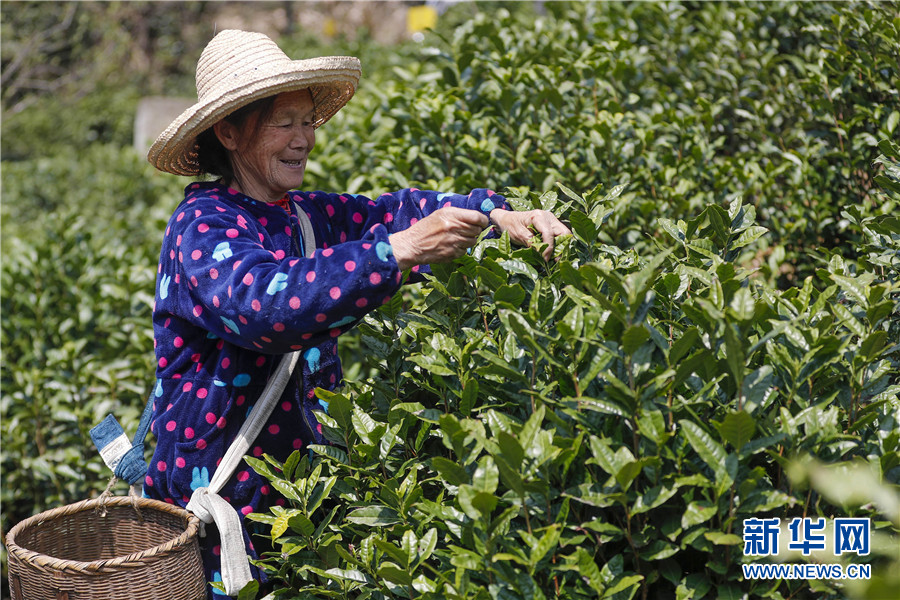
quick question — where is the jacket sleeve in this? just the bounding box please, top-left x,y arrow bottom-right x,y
299,188 -> 510,275
167,201 -> 403,354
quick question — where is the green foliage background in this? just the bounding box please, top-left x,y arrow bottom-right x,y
2,2 -> 898,599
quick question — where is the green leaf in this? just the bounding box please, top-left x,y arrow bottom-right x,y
345,505 -> 401,526
716,410 -> 756,451
309,444 -> 349,465
431,456 -> 468,486
378,562 -> 413,586
622,324 -> 650,354
680,420 -> 731,495
472,455 -> 499,494
860,330 -> 888,360
494,283 -> 526,308
681,501 -> 717,528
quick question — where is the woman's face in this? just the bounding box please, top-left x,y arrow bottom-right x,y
214,90 -> 316,203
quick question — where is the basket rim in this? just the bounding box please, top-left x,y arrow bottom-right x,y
5,496 -> 201,575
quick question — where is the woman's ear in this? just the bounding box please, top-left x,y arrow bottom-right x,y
213,120 -> 240,151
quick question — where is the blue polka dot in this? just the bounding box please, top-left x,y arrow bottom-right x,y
304,347 -> 322,373
481,199 -> 495,212
233,373 -> 251,387
376,242 -> 393,261
329,315 -> 355,328
221,316 -> 240,335
318,398 -> 330,413
155,379 -> 163,397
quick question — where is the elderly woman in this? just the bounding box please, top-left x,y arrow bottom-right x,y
145,29 -> 569,596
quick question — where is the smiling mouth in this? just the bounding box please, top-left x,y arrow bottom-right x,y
281,160 -> 304,166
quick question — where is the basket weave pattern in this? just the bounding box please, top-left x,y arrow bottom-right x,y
6,496 -> 206,600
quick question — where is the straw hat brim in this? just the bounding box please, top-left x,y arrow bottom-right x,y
148,57 -> 360,176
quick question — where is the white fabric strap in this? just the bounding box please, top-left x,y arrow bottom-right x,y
186,202 -> 314,596
187,350 -> 300,595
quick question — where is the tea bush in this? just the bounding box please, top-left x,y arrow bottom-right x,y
245,175 -> 899,599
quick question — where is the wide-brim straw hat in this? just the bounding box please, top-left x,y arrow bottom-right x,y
148,29 -> 361,176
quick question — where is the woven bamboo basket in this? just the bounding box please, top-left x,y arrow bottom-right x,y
6,495 -> 206,600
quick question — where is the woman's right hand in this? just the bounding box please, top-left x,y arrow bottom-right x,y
389,207 -> 489,270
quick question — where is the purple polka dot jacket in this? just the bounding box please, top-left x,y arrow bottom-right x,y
145,182 -> 508,593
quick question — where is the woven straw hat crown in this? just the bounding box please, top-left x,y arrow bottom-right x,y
148,29 -> 361,176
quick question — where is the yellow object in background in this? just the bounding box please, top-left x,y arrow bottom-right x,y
407,5 -> 438,34
323,17 -> 336,38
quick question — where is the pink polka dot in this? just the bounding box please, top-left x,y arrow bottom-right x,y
384,212 -> 394,223
410,218 -> 418,225
178,252 -> 184,262
251,299 -> 261,311
261,485 -> 270,495
237,470 -> 250,482
157,461 -> 167,472
191,249 -> 202,260
330,328 -> 340,337
197,439 -> 207,450
184,427 -> 195,439
340,232 -> 347,243
206,412 -> 216,424
197,388 -> 208,399
175,457 -> 186,468
420,198 -> 427,209
217,417 -> 227,429
268,424 -> 280,435
198,223 -> 209,233
177,212 -> 185,222
158,357 -> 168,368
370,273 -> 382,285
273,322 -> 285,332
190,276 -> 198,287
330,287 -> 341,300
383,296 -> 392,305
182,382 -> 192,392
174,336 -> 184,348
356,298 -> 368,308
145,475 -> 153,487
443,201 -> 452,208
315,313 -> 327,323
221,358 -> 230,369
259,217 -> 268,226
176,235 -> 183,246
193,305 -> 203,317
323,248 -> 334,257
345,261 -> 356,271
352,212 -> 363,223
239,315 -> 248,325
236,395 -> 245,406
210,268 -> 218,279
252,446 -> 263,457
306,271 -> 316,283
326,204 -> 335,217
243,273 -> 254,285
169,250 -> 176,260
290,296 -> 301,309
213,295 -> 220,308
226,228 -> 239,238
281,401 -> 292,411
166,420 -> 177,432
274,250 -> 285,260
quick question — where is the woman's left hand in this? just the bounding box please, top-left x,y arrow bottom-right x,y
489,209 -> 572,260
